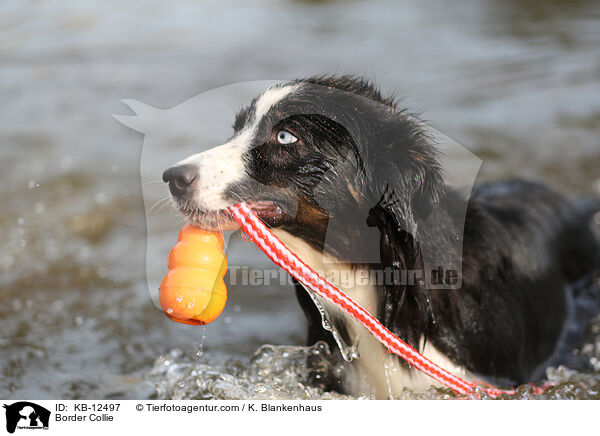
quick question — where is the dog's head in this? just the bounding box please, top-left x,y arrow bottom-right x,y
163,76 -> 444,261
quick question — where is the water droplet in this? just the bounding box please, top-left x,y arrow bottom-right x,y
348,349 -> 360,360
176,296 -> 183,303
196,327 -> 207,358
166,308 -> 174,314
169,349 -> 183,358
383,354 -> 395,399
254,384 -> 267,393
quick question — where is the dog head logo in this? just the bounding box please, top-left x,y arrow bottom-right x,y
3,402 -> 50,434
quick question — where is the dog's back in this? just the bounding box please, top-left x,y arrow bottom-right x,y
422,180 -> 600,385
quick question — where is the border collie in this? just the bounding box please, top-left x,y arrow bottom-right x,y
162,75 -> 600,398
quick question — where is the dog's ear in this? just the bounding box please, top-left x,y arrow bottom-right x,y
356,103 -> 445,236
290,81 -> 444,235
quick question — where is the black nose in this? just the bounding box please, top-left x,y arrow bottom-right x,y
162,164 -> 198,197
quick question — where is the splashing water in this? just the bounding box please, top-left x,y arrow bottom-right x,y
300,284 -> 360,362
147,342 -> 363,400
146,311 -> 600,400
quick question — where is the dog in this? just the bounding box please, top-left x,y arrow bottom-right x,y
162,75 -> 600,398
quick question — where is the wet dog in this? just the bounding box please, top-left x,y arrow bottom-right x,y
163,75 -> 600,397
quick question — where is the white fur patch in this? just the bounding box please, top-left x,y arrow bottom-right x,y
272,229 -> 476,399
253,85 -> 299,124
176,141 -> 246,210
173,84 -> 299,211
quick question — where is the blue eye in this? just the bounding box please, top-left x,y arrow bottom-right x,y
277,130 -> 298,144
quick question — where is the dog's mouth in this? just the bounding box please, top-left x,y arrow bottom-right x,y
247,201 -> 284,220
177,200 -> 284,231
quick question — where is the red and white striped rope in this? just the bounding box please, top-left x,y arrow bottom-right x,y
228,202 -> 548,398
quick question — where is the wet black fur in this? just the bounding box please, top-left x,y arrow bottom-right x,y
224,75 -> 600,389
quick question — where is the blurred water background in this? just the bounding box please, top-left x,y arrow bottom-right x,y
1,0 -> 599,399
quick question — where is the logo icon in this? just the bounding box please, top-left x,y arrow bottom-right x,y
3,402 -> 50,434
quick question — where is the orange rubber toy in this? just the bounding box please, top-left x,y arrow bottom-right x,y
158,224 -> 227,325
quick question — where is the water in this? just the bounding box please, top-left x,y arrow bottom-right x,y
147,342 -> 356,400
1,0 -> 599,400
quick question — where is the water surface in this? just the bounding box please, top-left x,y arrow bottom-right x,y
1,0 -> 599,399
